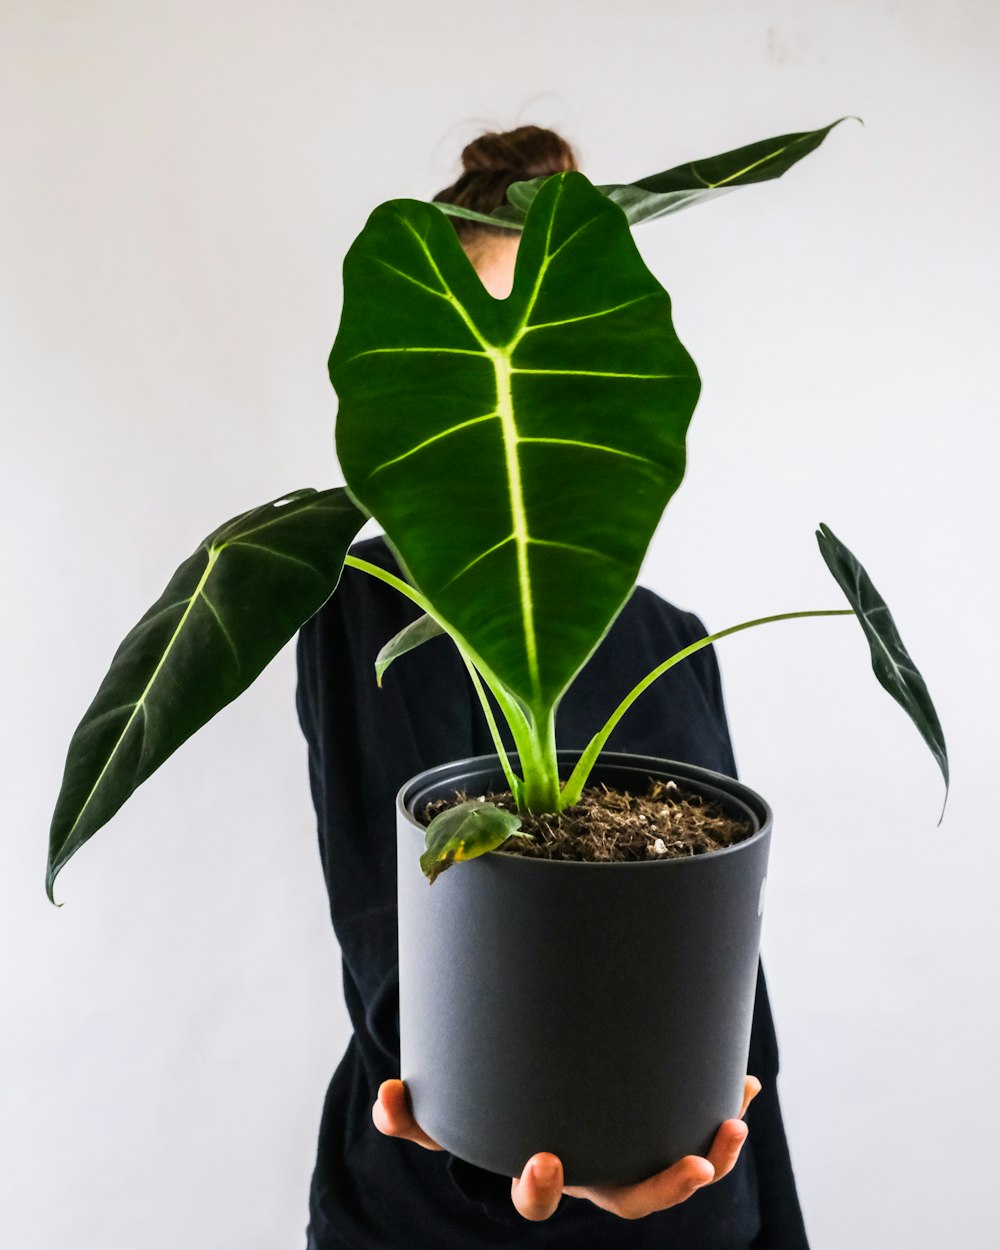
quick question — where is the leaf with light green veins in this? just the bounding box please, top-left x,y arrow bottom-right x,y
47,488 -> 367,901
375,613 -> 446,687
420,799 -> 526,883
816,523 -> 949,805
331,172 -> 699,725
434,119 -> 851,230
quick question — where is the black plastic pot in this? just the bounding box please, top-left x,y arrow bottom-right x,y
396,751 -> 771,1187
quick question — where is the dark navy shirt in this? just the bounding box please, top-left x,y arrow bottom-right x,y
295,535 -> 809,1248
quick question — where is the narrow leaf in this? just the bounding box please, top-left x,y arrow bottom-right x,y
420,799 -> 524,883
600,117 -> 852,225
375,612 -> 446,686
816,523 -> 949,804
47,487 -> 367,901
431,119 -> 850,230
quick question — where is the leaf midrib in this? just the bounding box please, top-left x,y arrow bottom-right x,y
399,210 -> 557,711
490,345 -> 540,706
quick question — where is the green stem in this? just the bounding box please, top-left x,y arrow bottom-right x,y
344,555 -> 434,612
345,554 -> 534,791
460,655 -> 522,801
517,707 -> 561,813
559,608 -> 855,808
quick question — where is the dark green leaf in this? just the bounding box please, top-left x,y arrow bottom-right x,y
375,612 -> 446,686
331,172 -> 699,723
599,117 -> 852,225
816,523 -> 949,804
47,488 -> 367,901
419,799 -> 524,883
432,120 -> 850,230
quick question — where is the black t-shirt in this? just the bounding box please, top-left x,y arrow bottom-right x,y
295,535 -> 809,1249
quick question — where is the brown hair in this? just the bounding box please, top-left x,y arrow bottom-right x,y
433,124 -> 579,243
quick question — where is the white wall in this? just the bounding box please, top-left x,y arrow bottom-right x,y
2,2 -> 996,1246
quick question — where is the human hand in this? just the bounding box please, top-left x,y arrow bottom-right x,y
372,1075 -> 761,1221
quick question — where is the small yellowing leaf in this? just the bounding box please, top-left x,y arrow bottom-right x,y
420,800 -> 524,883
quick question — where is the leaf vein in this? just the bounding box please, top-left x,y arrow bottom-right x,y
198,587 -> 240,666
368,412 -> 500,478
440,534 -> 517,592
522,295 -> 651,333
226,540 -> 327,580
518,436 -> 662,469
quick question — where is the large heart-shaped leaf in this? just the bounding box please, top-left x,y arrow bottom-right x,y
434,119 -> 849,231
47,488 -> 367,900
331,172 -> 699,721
816,523 -> 949,802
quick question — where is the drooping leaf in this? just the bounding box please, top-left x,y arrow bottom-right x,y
331,172 -> 699,724
816,523 -> 949,802
47,488 -> 367,901
375,612 -> 446,686
419,799 -> 525,883
434,119 -> 850,230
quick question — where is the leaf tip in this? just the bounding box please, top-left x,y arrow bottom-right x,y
45,865 -> 64,908
935,757 -> 950,826
825,115 -> 863,134
420,854 -> 449,884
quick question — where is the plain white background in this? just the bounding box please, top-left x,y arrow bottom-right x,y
2,1 -> 997,1246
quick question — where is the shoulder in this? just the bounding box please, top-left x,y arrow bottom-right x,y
311,532 -> 408,620
622,582 -> 710,650
297,533 -> 414,671
346,532 -> 402,576
612,583 -> 729,735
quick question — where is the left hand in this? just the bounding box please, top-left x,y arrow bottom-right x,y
372,1074 -> 762,1221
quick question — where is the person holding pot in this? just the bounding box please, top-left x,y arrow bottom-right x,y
296,124 -> 809,1248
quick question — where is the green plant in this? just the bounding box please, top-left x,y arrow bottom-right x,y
46,121 -> 947,898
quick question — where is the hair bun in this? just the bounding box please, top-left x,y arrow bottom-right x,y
461,125 -> 577,180
434,124 -> 578,243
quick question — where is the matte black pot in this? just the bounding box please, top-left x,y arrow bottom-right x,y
396,751 -> 771,1187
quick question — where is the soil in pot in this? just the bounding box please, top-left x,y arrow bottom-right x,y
420,778 -> 753,863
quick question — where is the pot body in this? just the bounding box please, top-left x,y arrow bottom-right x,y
396,751 -> 771,1186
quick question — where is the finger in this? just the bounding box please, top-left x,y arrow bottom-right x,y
371,1079 -> 443,1151
740,1075 -> 763,1119
704,1118 -> 749,1183
564,1154 -> 714,1220
511,1152 -> 564,1221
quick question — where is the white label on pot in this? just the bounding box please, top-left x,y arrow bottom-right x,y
757,875 -> 767,918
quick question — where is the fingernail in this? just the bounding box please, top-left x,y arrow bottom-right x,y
732,1122 -> 749,1143
531,1158 -> 559,1185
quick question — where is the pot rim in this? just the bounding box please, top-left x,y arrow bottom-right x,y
396,750 -> 772,870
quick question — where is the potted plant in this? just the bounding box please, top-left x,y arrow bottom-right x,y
47,120 -> 947,1188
